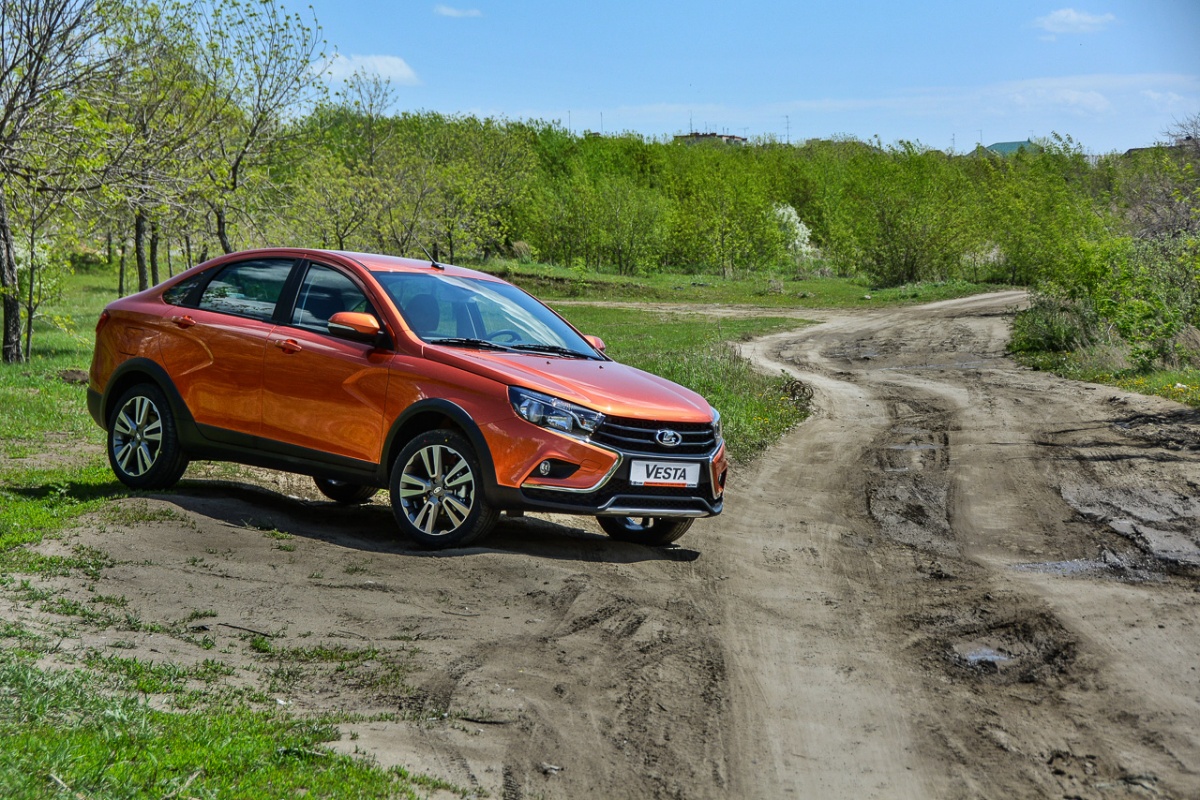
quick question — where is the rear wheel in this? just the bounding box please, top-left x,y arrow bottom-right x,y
107,383 -> 188,490
597,516 -> 693,546
313,477 -> 377,505
389,430 -> 498,548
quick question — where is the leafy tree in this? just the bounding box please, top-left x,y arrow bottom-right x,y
191,0 -> 325,253
982,135 -> 1109,287
849,141 -> 979,286
0,0 -> 122,362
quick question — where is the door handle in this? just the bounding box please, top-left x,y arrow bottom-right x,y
170,315 -> 196,329
273,338 -> 302,354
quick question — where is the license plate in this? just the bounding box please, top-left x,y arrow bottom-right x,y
629,460 -> 700,488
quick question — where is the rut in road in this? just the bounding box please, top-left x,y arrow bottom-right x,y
721,291 -> 1200,799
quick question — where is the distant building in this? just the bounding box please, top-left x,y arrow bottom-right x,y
1125,136 -> 1196,158
673,131 -> 748,146
983,140 -> 1037,156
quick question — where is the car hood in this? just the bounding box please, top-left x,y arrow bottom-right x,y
423,346 -> 714,423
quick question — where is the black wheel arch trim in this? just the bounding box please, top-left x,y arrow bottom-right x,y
99,358 -> 197,436
379,399 -> 505,504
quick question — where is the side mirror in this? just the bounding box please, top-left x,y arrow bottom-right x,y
328,311 -> 386,345
584,334 -> 606,354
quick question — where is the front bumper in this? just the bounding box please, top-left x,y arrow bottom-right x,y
517,441 -> 727,519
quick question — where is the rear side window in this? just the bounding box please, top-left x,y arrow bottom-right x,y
163,274 -> 205,306
197,259 -> 293,321
291,264 -> 373,332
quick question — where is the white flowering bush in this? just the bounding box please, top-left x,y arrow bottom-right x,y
773,204 -> 818,262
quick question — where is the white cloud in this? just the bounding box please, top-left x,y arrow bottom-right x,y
434,5 -> 482,17
325,53 -> 420,85
1034,8 -> 1116,34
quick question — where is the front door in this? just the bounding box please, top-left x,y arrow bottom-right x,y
261,262 -> 390,465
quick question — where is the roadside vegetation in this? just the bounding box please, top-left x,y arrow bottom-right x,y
1,0 -> 1198,402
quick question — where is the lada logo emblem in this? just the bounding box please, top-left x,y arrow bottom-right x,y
656,429 -> 682,447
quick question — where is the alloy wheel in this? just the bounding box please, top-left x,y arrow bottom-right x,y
111,394 -> 164,477
397,443 -> 476,536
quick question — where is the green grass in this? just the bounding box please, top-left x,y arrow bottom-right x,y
485,258 -> 1007,308
1016,352 -> 1200,408
0,653 -> 463,799
0,463 -> 123,576
0,273 -> 110,456
554,305 -> 810,461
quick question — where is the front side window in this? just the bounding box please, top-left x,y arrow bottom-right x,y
197,258 -> 293,321
291,263 -> 373,332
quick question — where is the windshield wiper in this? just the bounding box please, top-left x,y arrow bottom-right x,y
427,337 -> 519,352
510,343 -> 595,359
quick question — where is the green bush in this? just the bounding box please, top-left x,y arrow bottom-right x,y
1009,293 -> 1100,354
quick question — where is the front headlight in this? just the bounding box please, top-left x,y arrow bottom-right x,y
711,406 -> 723,444
509,387 -> 604,438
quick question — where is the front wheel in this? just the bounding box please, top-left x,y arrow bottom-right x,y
389,430 -> 498,548
107,383 -> 188,490
313,477 -> 377,505
597,516 -> 693,546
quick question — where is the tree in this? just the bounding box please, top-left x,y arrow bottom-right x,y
192,0 -> 325,253
849,142 -> 977,286
100,0 -> 224,291
0,0 -> 121,362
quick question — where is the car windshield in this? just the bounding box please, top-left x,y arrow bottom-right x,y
373,271 -> 599,358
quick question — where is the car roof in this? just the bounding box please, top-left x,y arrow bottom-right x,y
324,250 -> 505,283
193,247 -> 505,284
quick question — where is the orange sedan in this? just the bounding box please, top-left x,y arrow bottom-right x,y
89,249 -> 727,548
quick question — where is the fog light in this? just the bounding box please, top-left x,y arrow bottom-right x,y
538,460 -> 553,476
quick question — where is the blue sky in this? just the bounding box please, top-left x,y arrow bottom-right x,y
303,1 -> 1200,154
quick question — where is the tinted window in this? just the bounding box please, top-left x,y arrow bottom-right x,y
162,274 -> 205,306
291,264 -> 374,332
197,259 -> 292,321
373,271 -> 594,352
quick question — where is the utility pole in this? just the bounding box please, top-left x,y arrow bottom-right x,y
785,115 -> 790,144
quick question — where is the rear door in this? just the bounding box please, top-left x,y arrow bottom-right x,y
158,257 -> 294,441
261,261 -> 391,465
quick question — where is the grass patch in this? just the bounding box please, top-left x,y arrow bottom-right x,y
553,306 -> 810,461
0,273 -> 110,454
1016,352 -> 1200,408
0,463 -> 123,576
0,653 -> 464,799
486,259 -> 1004,308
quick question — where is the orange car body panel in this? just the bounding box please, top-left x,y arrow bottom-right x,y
89,247 -> 726,521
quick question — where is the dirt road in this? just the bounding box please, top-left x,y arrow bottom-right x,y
20,291 -> 1200,798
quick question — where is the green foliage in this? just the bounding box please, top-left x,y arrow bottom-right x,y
981,135 -> 1110,287
0,653 -> 455,799
1009,293 -> 1101,354
842,141 -> 982,286
1015,236 -> 1200,370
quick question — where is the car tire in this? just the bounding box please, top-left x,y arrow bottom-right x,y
313,477 -> 377,505
389,430 -> 498,548
107,383 -> 189,490
597,515 -> 693,546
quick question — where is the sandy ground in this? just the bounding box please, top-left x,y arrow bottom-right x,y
9,291 -> 1200,798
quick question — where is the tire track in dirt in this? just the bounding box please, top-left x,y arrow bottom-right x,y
722,290 -> 1200,798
